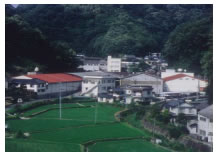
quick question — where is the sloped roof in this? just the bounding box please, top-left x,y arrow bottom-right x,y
26,73 -> 82,83
198,105 -> 213,119
163,74 -> 207,82
70,71 -> 116,78
11,78 -> 45,84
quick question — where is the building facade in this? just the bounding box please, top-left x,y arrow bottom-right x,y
163,74 -> 208,93
107,56 -> 121,72
71,72 -> 116,97
121,73 -> 163,94
197,105 -> 213,143
12,73 -> 82,97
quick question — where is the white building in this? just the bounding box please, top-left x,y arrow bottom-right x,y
197,105 -> 213,143
107,56 -> 121,72
12,73 -> 82,97
71,72 -> 116,97
163,73 -> 208,93
78,58 -> 107,72
121,73 -> 163,94
169,103 -> 197,116
125,86 -> 153,99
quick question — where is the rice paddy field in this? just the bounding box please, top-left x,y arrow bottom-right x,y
5,100 -> 170,152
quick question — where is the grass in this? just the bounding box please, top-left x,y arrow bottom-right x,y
30,122 -> 146,144
5,138 -> 81,152
7,104 -> 121,132
5,101 -> 171,152
88,139 -> 170,152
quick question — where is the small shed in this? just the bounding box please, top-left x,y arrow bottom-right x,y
97,93 -> 114,103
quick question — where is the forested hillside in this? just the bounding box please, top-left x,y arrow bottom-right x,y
6,4 -> 212,77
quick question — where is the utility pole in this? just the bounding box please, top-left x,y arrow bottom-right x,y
152,118 -> 156,140
94,102 -> 98,124
59,82 -> 62,119
197,75 -> 200,100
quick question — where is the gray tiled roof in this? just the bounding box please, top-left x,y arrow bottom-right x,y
70,71 -> 116,78
198,105 -> 213,119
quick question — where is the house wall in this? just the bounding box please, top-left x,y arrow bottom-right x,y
164,76 -> 207,92
142,90 -> 152,98
125,97 -> 132,104
107,56 -> 121,72
169,107 -> 197,116
83,64 -> 100,71
82,77 -> 115,97
39,81 -> 81,96
26,84 -> 40,92
197,114 -> 213,142
121,74 -> 163,94
187,120 -> 197,134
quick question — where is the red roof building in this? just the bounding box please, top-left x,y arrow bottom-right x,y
26,73 -> 82,83
163,74 -> 207,82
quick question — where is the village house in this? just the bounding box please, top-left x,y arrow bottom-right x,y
197,105 -> 213,143
120,73 -> 163,94
164,100 -> 198,134
12,73 -> 82,97
168,102 -> 197,117
124,86 -> 153,104
77,57 -> 107,71
163,73 -> 208,93
70,72 -> 116,97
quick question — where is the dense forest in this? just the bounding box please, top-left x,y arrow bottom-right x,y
5,4 -> 213,102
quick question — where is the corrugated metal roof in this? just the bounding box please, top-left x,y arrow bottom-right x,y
198,105 -> 213,119
26,73 -> 82,83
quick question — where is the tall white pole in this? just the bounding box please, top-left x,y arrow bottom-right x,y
94,102 -> 98,124
59,82 -> 62,119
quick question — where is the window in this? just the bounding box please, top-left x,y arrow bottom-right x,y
210,119 -> 213,122
108,80 -> 111,83
208,132 -> 213,136
200,117 -> 206,122
147,91 -> 151,95
86,87 -> 88,91
199,130 -> 206,136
